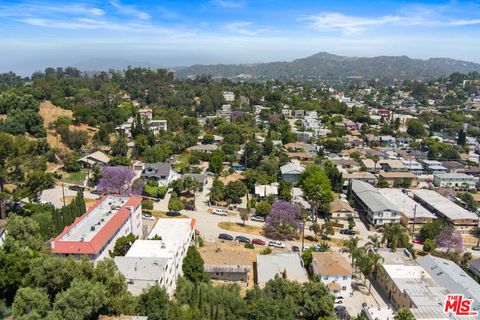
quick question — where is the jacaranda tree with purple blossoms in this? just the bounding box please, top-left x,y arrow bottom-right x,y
96,166 -> 136,195
435,225 -> 463,254
265,200 -> 301,240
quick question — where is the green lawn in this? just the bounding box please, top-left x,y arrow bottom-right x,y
174,152 -> 191,170
63,171 -> 88,184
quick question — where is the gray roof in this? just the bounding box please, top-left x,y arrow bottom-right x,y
418,255 -> 480,311
114,256 -> 167,282
433,173 -> 475,180
411,189 -> 478,221
377,189 -> 435,219
142,163 -> 172,178
351,180 -> 400,213
256,252 -> 308,286
280,162 -> 304,175
182,173 -> 208,184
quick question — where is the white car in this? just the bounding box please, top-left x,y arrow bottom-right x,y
212,208 -> 228,216
268,241 -> 286,249
142,214 -> 156,221
251,215 -> 265,222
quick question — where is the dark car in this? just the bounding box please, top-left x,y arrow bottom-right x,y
252,238 -> 266,245
166,211 -> 181,216
235,235 -> 250,244
340,229 -> 356,235
334,306 -> 349,320
472,246 -> 480,251
218,233 -> 234,241
68,185 -> 85,192
292,245 -> 300,252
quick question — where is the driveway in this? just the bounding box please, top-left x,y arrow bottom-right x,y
40,184 -> 99,208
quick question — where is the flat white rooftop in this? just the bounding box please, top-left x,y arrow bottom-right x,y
126,240 -> 179,259
60,195 -> 130,242
147,218 -> 194,242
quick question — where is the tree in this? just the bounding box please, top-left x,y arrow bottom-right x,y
209,179 -> 225,202
137,285 -> 178,320
323,160 -> 343,193
407,119 -> 426,138
376,177 -> 389,188
51,279 -> 108,320
278,180 -> 292,201
12,287 -> 50,319
341,236 -> 362,269
395,308 -> 415,320
382,223 -> 409,251
255,201 -> 271,217
168,198 -> 184,211
110,233 -> 138,257
144,145 -> 170,163
423,239 -> 436,253
96,166 -> 135,195
435,225 -> 463,254
240,211 -> 250,226
209,149 -> 225,174
264,200 -> 301,240
182,246 -> 205,283
24,171 -> 55,201
321,221 -> 335,238
4,214 -> 43,251
419,220 -> 444,242
224,180 -> 247,204
366,234 -> 381,251
299,164 -> 333,219
111,136 -> 128,157
311,222 -> 322,241
348,215 -> 356,230
457,129 -> 467,146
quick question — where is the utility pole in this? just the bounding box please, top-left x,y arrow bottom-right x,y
411,204 -> 417,237
61,182 -> 66,207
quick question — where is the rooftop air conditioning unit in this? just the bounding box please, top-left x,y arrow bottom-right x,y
90,226 -> 95,231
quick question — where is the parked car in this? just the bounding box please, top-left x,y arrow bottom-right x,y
268,241 -> 286,249
335,300 -> 343,304
166,211 -> 181,217
412,238 -> 423,245
142,213 -> 155,221
212,208 -> 228,216
218,233 -> 233,241
334,305 -> 349,320
68,185 -> 85,192
251,215 -> 265,222
184,204 -> 195,211
195,230 -> 200,236
340,229 -> 356,235
252,239 -> 266,245
472,246 -> 480,251
235,236 -> 250,244
292,245 -> 300,252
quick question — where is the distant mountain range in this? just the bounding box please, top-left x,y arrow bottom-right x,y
74,58 -> 161,73
173,52 -> 480,81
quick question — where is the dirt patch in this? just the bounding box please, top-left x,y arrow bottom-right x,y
150,210 -> 189,219
64,196 -> 97,208
39,100 -> 73,128
0,114 -> 6,120
218,222 -> 264,236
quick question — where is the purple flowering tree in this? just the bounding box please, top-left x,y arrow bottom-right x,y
230,111 -> 246,121
435,225 -> 464,254
264,200 -> 301,240
96,166 -> 135,195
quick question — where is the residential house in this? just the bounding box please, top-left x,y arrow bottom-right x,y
202,248 -> 251,283
440,161 -> 465,173
149,120 -> 167,135
223,91 -> 235,102
330,199 -> 355,221
433,173 -> 477,190
115,218 -> 196,296
360,159 -> 380,174
231,162 -> 246,172
379,160 -> 408,172
379,135 -> 396,148
343,172 -> 377,185
401,159 -> 424,175
421,160 -> 448,174
310,252 -> 353,297
280,162 -> 305,183
379,172 -> 418,187
351,180 -> 401,227
256,252 -> 308,287
77,151 -> 110,169
142,163 -> 178,187
187,144 -> 218,153
284,143 -> 318,155
254,184 -> 279,199
182,173 -> 208,187
287,152 -> 315,162
51,196 -> 143,264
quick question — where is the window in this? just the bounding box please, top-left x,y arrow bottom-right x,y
342,286 -> 347,291
343,276 -> 348,280
323,276 -> 328,280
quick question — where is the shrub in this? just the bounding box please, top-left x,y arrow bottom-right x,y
244,243 -> 255,249
143,185 -> 167,199
168,198 -> 184,212
142,200 -> 154,210
260,248 -> 272,255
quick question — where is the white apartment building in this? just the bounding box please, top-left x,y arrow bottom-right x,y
51,195 -> 143,263
223,91 -> 235,102
115,218 -> 196,296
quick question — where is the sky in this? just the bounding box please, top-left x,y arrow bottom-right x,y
0,0 -> 479,75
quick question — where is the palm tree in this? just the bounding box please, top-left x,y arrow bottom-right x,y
367,252 -> 384,293
341,236 -> 362,269
372,154 -> 380,173
366,234 -> 381,251
382,223 -> 409,251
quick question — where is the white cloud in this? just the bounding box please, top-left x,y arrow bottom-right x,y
0,3 -> 105,17
110,0 -> 150,20
212,0 -> 245,9
303,4 -> 480,34
223,21 -> 256,35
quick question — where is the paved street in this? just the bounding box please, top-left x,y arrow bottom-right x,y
40,183 -> 99,208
